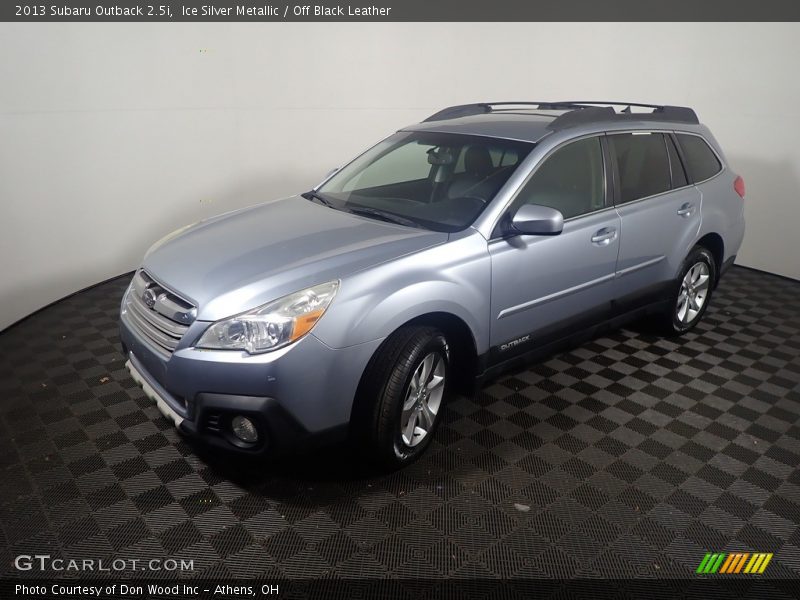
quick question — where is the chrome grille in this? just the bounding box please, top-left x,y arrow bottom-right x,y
123,270 -> 196,356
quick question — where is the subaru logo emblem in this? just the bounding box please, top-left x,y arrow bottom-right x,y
143,288 -> 157,309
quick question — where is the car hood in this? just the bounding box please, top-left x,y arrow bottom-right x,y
142,195 -> 448,321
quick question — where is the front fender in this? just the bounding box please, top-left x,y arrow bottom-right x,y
311,231 -> 491,354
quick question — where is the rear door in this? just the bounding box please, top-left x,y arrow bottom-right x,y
608,132 -> 701,313
488,135 -> 620,362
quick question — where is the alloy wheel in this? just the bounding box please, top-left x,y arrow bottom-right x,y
400,352 -> 445,447
677,262 -> 710,324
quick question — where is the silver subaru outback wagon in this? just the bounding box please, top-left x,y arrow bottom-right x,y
120,101 -> 745,468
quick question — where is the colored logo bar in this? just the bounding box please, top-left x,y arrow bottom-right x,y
696,552 -> 773,574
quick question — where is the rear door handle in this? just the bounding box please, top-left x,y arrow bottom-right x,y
677,203 -> 695,217
591,227 -> 617,246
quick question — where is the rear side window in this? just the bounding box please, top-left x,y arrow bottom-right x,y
677,134 -> 722,182
608,133 -> 671,204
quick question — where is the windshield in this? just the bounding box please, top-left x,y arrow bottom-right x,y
313,131 -> 535,232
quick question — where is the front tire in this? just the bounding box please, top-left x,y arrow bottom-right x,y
654,245 -> 716,335
357,326 -> 449,469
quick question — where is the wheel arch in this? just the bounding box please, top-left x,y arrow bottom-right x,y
349,311 -> 479,432
696,232 -> 724,284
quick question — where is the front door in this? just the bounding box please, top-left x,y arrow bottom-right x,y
489,135 -> 620,362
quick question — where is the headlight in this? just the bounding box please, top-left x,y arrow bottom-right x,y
195,281 -> 339,354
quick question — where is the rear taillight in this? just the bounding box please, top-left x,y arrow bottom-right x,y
734,175 -> 745,198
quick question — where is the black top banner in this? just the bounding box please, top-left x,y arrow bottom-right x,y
3,0 -> 800,22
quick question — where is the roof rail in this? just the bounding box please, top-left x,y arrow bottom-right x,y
423,102 -> 556,122
422,103 -> 492,122
422,101 -> 699,129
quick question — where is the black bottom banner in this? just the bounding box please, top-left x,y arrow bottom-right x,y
3,578 -> 800,600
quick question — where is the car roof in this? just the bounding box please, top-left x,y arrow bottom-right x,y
402,102 -> 703,144
404,112 -> 561,144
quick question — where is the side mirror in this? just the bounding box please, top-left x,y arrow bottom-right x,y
510,204 -> 564,236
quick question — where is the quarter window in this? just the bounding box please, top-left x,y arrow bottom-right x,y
677,134 -> 722,182
666,135 -> 688,188
513,137 -> 605,220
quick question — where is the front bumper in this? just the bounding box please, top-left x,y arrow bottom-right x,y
125,355 -> 323,455
120,312 -> 383,456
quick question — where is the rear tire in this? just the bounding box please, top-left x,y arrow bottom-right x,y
357,326 -> 450,469
653,245 -> 716,335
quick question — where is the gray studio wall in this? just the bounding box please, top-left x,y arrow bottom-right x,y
1,23 -> 799,330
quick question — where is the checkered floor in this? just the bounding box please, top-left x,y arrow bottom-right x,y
1,267 -> 799,583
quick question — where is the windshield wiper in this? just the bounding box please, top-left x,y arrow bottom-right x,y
302,190 -> 334,207
304,193 -> 424,229
347,206 -> 422,229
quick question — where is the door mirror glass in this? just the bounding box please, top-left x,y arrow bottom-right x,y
510,204 -> 564,236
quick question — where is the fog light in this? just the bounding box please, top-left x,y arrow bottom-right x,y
231,416 -> 258,443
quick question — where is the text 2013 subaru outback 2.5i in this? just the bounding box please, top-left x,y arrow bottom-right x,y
120,101 -> 745,468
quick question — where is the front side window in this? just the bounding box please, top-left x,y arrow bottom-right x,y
315,132 -> 534,232
677,134 -> 722,183
608,132 -> 671,204
512,136 -> 605,220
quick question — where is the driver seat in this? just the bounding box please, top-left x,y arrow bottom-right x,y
447,146 -> 494,200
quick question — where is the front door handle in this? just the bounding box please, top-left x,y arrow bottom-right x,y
591,227 -> 617,246
677,202 -> 695,217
